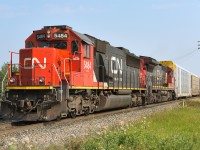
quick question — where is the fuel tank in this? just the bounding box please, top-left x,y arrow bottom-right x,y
96,94 -> 132,111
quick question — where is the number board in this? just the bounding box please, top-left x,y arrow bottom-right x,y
36,33 -> 46,40
54,33 -> 68,39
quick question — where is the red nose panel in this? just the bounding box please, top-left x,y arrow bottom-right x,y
20,48 -> 55,86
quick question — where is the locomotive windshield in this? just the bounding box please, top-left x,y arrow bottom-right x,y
38,42 -> 50,48
37,41 -> 67,49
54,41 -> 67,49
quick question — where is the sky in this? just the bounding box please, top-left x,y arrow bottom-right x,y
0,0 -> 200,75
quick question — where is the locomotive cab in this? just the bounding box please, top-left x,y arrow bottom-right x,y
8,25 -> 95,88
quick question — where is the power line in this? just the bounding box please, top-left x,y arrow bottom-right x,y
198,41 -> 200,49
171,49 -> 197,61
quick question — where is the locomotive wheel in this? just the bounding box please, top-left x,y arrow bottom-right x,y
70,111 -> 76,118
128,102 -> 133,108
56,115 -> 61,121
84,109 -> 89,116
8,111 -> 14,119
142,98 -> 146,106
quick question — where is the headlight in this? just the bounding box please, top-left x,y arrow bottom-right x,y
47,34 -> 51,38
47,30 -> 51,38
47,30 -> 51,34
39,77 -> 45,83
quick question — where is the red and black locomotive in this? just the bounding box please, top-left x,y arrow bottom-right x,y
0,25 -> 176,121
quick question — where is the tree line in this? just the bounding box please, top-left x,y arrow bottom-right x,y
0,63 -> 8,95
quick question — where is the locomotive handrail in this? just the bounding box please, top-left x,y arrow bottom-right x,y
52,64 -> 63,102
7,63 -> 21,85
9,51 -> 19,78
1,70 -> 8,99
64,58 -> 71,99
73,51 -> 79,57
63,58 -> 71,85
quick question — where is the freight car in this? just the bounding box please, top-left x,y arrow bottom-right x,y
160,61 -> 200,98
191,74 -> 200,96
0,25 -> 199,121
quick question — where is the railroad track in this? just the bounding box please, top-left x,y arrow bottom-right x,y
0,98 -> 190,137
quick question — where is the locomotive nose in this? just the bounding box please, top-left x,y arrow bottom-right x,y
20,48 -> 54,86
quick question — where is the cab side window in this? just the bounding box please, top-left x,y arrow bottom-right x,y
27,41 -> 34,48
71,40 -> 79,54
84,44 -> 90,58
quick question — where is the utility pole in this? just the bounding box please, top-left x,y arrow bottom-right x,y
198,41 -> 200,49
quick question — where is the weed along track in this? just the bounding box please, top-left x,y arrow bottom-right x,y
0,97 -> 191,149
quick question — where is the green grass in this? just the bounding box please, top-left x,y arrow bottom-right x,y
46,100 -> 200,150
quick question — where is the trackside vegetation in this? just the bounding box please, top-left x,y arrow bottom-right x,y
0,63 -> 8,95
45,99 -> 200,150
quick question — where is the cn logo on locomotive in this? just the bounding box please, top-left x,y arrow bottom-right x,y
111,56 -> 123,75
24,57 -> 47,69
84,61 -> 92,70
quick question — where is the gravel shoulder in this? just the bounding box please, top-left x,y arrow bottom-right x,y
0,100 -> 184,149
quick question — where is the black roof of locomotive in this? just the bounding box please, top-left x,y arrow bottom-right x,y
140,56 -> 159,65
74,31 -> 94,45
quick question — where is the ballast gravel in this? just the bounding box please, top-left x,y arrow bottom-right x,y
0,101 -> 182,149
